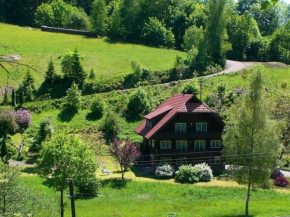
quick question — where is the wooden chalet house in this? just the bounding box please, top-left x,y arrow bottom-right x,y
135,93 -> 225,171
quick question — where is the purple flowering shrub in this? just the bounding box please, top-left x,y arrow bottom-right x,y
15,109 -> 31,129
274,176 -> 289,187
109,139 -> 140,179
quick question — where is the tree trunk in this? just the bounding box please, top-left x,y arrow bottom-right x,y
245,167 -> 252,216
60,189 -> 64,217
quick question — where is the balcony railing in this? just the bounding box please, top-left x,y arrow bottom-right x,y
155,131 -> 222,140
156,148 -> 222,155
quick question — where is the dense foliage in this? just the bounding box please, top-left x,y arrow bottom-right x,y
193,163 -> 213,182
274,176 -> 289,187
175,165 -> 200,183
109,139 -> 140,179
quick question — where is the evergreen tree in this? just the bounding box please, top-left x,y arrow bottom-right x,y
11,89 -> 16,107
45,58 -> 56,83
91,0 -> 107,35
21,69 -> 36,102
71,49 -> 87,88
0,137 -> 8,163
89,68 -> 96,80
205,0 -> 231,68
2,90 -> 8,105
64,82 -> 82,110
222,66 -> 282,216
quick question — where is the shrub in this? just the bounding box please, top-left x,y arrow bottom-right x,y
274,176 -> 289,187
270,169 -> 284,179
76,176 -> 100,195
0,109 -> 18,136
155,164 -> 174,179
15,109 -> 31,130
90,96 -> 105,116
65,10 -> 91,31
64,82 -> 82,110
175,165 -> 200,183
101,110 -> 120,141
38,116 -> 55,142
127,87 -> 152,116
35,3 -> 54,26
193,163 -> 213,182
182,79 -> 199,95
284,156 -> 290,167
142,17 -> 175,48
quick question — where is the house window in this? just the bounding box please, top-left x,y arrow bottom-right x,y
175,123 -> 186,133
176,157 -> 187,165
194,140 -> 206,150
152,140 -> 155,148
160,140 -> 172,149
146,119 -> 152,128
160,157 -> 171,164
210,140 -> 222,148
196,122 -> 207,132
176,140 -> 188,150
210,157 -> 221,164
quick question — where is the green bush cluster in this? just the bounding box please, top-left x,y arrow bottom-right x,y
175,163 -> 213,183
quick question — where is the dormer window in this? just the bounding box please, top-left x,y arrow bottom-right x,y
175,123 -> 186,133
196,122 -> 207,132
146,119 -> 152,128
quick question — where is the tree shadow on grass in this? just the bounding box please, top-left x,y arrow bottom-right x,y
86,112 -> 102,121
100,178 -> 132,189
58,107 -> 77,122
21,167 -> 37,174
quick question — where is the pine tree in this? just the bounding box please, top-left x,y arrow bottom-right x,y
45,58 -> 56,83
89,68 -> 96,81
21,69 -> 36,102
222,66 -> 282,216
71,49 -> 87,88
1,137 -> 8,163
91,0 -> 107,35
11,89 -> 16,107
2,90 -> 8,105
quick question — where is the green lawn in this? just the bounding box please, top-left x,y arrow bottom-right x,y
19,168 -> 290,217
0,23 -> 184,87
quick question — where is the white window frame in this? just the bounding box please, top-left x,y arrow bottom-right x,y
160,157 -> 171,164
210,140 -> 222,148
152,140 -> 155,148
175,123 -> 187,133
210,157 -> 221,164
194,140 -> 206,150
196,122 -> 207,132
146,119 -> 152,128
176,140 -> 188,150
176,157 -> 187,165
160,140 -> 172,149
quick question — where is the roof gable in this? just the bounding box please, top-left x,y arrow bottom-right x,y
134,93 -> 223,139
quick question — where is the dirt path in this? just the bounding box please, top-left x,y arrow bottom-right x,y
159,60 -> 255,86
282,170 -> 290,178
205,60 -> 255,78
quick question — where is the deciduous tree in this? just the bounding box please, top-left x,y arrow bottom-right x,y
110,139 -> 140,179
222,66 -> 282,216
91,0 -> 107,35
37,133 -> 98,217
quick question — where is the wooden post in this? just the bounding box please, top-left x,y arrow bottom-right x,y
67,179 -> 76,217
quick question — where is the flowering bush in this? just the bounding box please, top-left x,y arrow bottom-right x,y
193,163 -> 213,182
15,109 -> 31,129
175,165 -> 200,183
274,176 -> 289,187
155,164 -> 174,179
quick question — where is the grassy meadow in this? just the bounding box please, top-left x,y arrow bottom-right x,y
19,161 -> 290,217
0,23 -> 184,87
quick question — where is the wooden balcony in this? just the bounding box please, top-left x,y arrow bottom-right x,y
154,131 -> 223,140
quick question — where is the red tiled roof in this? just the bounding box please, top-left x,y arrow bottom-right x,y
179,103 -> 213,113
144,105 -> 173,119
135,94 -> 192,139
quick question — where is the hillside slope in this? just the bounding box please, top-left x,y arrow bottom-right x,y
0,23 -> 185,87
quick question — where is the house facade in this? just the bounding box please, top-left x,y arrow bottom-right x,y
135,93 -> 225,171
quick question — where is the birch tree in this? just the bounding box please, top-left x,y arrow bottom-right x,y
222,66 -> 282,216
